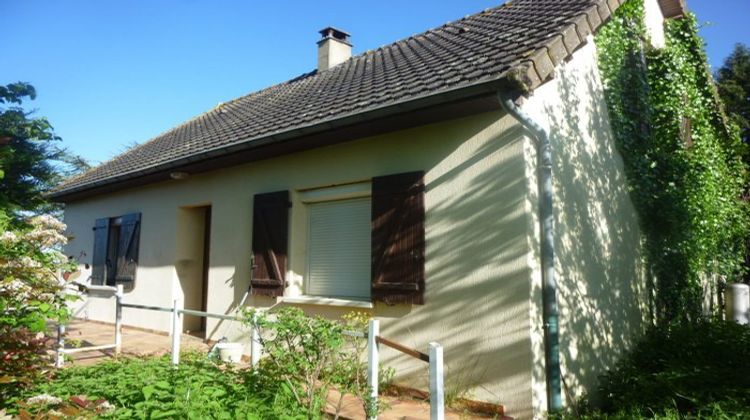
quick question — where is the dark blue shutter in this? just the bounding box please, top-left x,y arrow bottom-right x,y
91,218 -> 110,286
115,213 -> 141,283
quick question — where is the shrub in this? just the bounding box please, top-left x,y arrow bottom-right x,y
589,321 -> 750,418
15,352 -> 284,419
0,213 -> 75,403
7,309 -> 392,419
245,307 -> 344,416
245,307 -> 392,419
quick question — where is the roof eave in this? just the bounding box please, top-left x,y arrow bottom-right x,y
658,0 -> 687,19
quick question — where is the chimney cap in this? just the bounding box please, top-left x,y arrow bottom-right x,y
318,27 -> 351,45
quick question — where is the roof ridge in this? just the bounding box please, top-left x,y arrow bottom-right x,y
311,1 -> 514,75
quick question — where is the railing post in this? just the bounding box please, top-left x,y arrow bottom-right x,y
56,323 -> 65,368
251,312 -> 261,367
171,298 -> 181,365
115,285 -> 123,355
429,342 -> 444,420
367,319 -> 380,420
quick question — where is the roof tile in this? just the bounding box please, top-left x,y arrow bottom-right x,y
54,0 -> 617,198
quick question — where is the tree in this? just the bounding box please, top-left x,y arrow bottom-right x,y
0,83 -> 82,404
0,82 -> 90,217
716,43 -> 750,145
0,213 -> 74,403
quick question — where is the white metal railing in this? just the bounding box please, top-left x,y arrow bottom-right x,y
365,319 -> 444,420
150,298 -> 247,365
56,284 -> 123,368
58,294 -> 445,420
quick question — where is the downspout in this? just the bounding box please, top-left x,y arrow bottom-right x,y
498,91 -> 562,413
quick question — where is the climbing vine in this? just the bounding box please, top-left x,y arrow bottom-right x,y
596,0 -> 749,322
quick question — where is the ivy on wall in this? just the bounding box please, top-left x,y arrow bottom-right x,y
595,0 -> 749,322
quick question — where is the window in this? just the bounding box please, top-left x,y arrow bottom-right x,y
306,197 -> 371,300
250,171 -> 426,305
91,213 -> 141,287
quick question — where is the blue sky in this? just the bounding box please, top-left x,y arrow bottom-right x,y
1,0 -> 748,165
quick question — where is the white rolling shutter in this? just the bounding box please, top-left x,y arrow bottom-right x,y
307,197 -> 371,299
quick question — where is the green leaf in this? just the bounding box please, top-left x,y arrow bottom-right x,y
151,409 -> 179,419
142,385 -> 155,400
154,380 -> 171,390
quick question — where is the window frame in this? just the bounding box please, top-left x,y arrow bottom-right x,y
298,182 -> 372,302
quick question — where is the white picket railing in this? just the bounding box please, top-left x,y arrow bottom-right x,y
365,319 -> 444,420
57,295 -> 445,420
56,284 -> 123,368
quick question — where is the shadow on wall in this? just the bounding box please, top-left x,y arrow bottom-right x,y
260,116 -> 539,416
201,273 -> 246,340
381,122 -> 537,414
543,53 -> 653,405
120,110 -> 539,416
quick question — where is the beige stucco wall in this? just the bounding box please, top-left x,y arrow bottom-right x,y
64,107 -> 541,417
521,38 -> 652,412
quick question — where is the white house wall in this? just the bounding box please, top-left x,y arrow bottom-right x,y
644,0 -> 667,48
521,38 -> 652,412
63,109 -> 540,418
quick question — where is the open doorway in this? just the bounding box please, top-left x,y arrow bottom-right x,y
175,205 -> 211,339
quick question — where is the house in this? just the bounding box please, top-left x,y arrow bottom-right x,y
53,0 -> 686,417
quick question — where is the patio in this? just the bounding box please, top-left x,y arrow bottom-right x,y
55,318 -> 210,366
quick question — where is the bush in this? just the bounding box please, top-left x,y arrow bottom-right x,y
12,352 -> 288,419
587,321 -> 750,418
4,308 -> 393,419
0,213 -> 75,403
246,307 -> 343,417
245,307 -> 392,419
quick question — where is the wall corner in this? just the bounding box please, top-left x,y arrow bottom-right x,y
644,0 -> 667,49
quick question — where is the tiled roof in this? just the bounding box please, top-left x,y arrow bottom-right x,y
53,0 -> 623,199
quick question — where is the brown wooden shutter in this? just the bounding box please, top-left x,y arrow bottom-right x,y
91,218 -> 110,286
251,191 -> 290,297
115,213 -> 141,283
371,171 -> 425,305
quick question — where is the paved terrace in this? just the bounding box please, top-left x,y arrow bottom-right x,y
56,318 -> 209,365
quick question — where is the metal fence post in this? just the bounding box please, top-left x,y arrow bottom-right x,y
56,323 -> 65,368
171,298 -> 181,365
251,312 -> 261,367
115,285 -> 123,355
429,342 -> 444,420
367,319 -> 380,420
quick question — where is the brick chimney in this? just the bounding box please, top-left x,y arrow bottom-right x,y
317,27 -> 351,72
